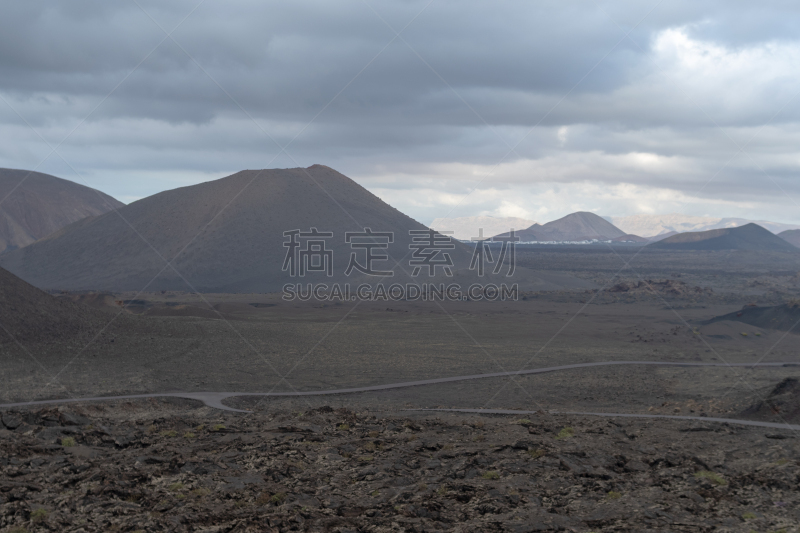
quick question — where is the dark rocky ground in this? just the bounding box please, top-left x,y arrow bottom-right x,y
1,401 -> 799,533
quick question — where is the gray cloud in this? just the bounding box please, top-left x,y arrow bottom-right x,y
0,0 -> 798,224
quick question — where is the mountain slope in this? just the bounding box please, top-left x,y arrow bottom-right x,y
0,166 -> 476,292
494,212 -> 627,242
705,302 -> 800,332
0,169 -> 123,253
0,266 -> 104,343
648,223 -> 798,251
779,229 -> 800,248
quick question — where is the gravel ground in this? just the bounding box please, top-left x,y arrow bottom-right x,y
1,401 -> 799,533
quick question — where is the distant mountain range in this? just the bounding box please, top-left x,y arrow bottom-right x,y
494,211 -> 647,243
435,213 -> 800,243
0,169 -> 123,253
607,214 -> 800,237
649,223 -> 798,252
0,166 -> 479,293
493,212 -> 633,242
2,166 -> 798,294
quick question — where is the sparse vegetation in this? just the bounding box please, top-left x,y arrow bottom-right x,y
60,436 -> 76,447
30,508 -> 48,523
556,427 -> 575,440
160,429 -> 177,437
742,512 -> 757,519
0,402 -> 795,531
211,424 -> 225,432
527,448 -> 546,459
337,423 -> 350,431
695,470 -> 727,485
183,431 -> 196,439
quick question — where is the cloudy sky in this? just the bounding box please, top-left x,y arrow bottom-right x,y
1,1 -> 799,225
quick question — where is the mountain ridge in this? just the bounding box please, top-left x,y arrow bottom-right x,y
648,223 -> 798,251
609,213 -> 800,237
494,211 -> 627,242
0,169 -> 123,253
0,166 -> 478,292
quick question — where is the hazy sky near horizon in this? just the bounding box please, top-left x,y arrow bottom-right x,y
1,1 -> 799,225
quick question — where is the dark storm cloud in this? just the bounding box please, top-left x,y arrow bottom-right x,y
0,1 -> 798,222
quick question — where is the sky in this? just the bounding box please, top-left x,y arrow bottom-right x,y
1,1 -> 799,226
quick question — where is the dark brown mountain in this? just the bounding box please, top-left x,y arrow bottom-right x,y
0,166 -> 478,293
647,223 -> 798,251
0,266 -> 104,343
778,229 -> 800,248
0,169 -> 123,254
493,211 -> 627,242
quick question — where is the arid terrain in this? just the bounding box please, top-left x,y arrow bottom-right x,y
2,245 -> 800,532
3,1 -> 800,530
1,402 -> 799,533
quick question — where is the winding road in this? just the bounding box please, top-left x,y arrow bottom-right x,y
409,409 -> 800,431
1,360 -> 797,430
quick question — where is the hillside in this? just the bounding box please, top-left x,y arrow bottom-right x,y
647,223 -> 799,251
0,166 -> 478,293
0,266 -> 104,343
779,229 -> 800,248
494,212 -> 627,242
705,302 -> 800,332
0,169 -> 123,253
